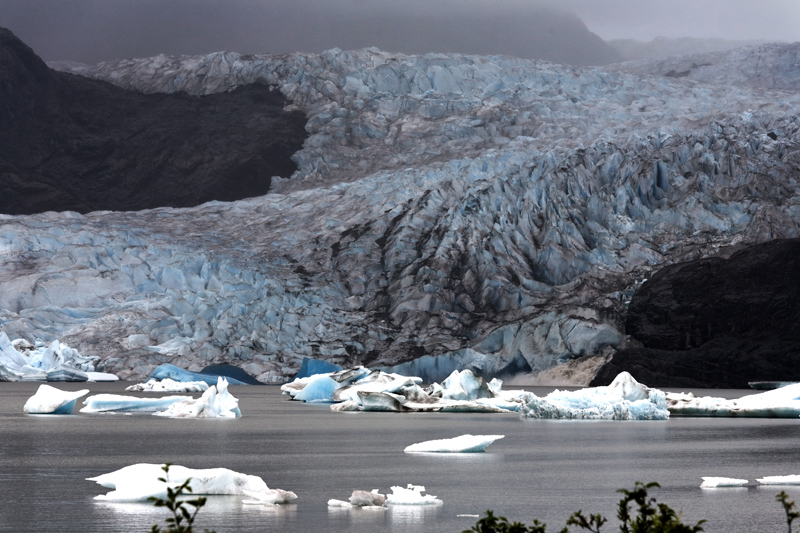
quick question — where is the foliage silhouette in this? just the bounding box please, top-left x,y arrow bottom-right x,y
148,463 -> 216,533
465,482 -> 705,533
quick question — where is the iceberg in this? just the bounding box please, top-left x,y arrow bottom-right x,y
80,394 -> 192,414
242,488 -> 298,505
700,477 -> 748,488
404,434 -> 504,453
0,333 -> 114,382
757,475 -> 800,485
440,370 -> 494,401
519,372 -> 669,420
23,384 -> 90,414
385,484 -> 442,506
125,378 -> 209,392
149,363 -> 248,386
667,384 -> 800,417
153,377 -> 242,418
88,463 -> 269,502
327,489 -> 386,508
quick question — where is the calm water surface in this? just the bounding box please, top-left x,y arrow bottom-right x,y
1,382 -> 799,532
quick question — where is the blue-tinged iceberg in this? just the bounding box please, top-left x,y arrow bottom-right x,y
87,463 -> 273,502
519,371 -> 669,420
149,363 -> 249,386
667,384 -> 800,417
80,394 -> 192,414
23,384 -> 90,414
404,434 -> 504,453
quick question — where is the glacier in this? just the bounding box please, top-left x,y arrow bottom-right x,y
2,42 -> 799,384
23,384 -> 90,414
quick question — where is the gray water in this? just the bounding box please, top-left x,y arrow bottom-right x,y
1,381 -> 799,532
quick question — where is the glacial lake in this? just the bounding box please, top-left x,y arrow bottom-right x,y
1,382 -> 799,532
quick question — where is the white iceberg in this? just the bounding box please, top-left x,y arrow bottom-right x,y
125,378 -> 209,392
23,384 -> 90,414
153,377 -> 241,418
327,489 -> 386,508
404,434 -> 504,453
385,484 -> 442,506
519,372 -> 669,420
440,369 -> 494,401
242,488 -> 298,505
700,477 -> 749,488
0,332 -> 115,382
88,463 -> 269,502
667,384 -> 800,418
757,475 -> 800,485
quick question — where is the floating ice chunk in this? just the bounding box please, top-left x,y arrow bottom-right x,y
23,384 -> 90,414
149,363 -> 248,386
440,369 -> 493,401
126,378 -> 210,392
88,463 -> 269,502
327,489 -> 386,508
757,475 -> 800,485
293,374 -> 340,403
701,477 -> 748,488
0,333 -> 110,382
154,377 -> 241,418
333,371 -> 422,403
242,488 -> 298,505
667,383 -> 800,418
358,391 -> 407,411
404,434 -> 504,453
81,394 -> 191,413
519,372 -> 669,420
386,484 -> 442,506
86,372 -> 120,382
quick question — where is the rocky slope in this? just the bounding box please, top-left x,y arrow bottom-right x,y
2,31 -> 800,385
592,239 -> 800,388
0,28 -> 307,215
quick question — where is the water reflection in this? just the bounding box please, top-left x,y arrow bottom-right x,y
387,503 -> 443,526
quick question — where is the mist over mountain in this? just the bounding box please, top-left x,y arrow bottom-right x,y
0,0 -> 619,66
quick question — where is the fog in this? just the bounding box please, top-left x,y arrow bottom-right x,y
0,0 -> 798,64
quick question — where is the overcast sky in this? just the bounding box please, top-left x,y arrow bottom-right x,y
1,0 -> 798,64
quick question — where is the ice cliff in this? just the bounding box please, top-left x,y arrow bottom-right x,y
2,38 -> 799,383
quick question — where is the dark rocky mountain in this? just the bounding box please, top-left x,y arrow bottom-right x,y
592,239 -> 800,388
0,27 -> 307,215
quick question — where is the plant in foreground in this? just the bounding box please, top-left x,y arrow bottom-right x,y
149,463 -> 216,533
777,491 -> 800,533
466,481 -> 705,533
